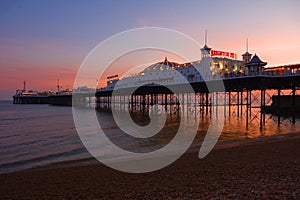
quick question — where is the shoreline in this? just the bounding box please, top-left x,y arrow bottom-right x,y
1,132 -> 299,199
32,131 -> 300,170
6,131 -> 299,174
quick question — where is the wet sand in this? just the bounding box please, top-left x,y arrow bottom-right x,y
1,134 -> 300,199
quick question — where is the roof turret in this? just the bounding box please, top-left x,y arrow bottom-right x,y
245,54 -> 267,67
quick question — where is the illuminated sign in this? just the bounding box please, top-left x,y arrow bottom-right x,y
211,50 -> 237,59
107,74 -> 118,80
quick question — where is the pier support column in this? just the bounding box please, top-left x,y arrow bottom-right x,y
237,91 -> 240,117
277,88 -> 281,126
249,90 -> 252,118
151,94 -> 153,105
215,92 -> 219,117
211,92 -> 214,114
205,92 -> 209,114
194,93 -> 197,118
147,94 -> 149,107
224,91 -> 226,118
240,90 -> 243,116
260,89 -> 266,130
131,95 -> 134,111
142,95 -> 146,114
164,94 -> 166,112
169,94 -> 172,115
123,95 -> 125,111
263,90 -> 266,125
216,92 -> 218,107
176,93 -> 180,113
200,93 -> 203,117
246,90 -> 249,128
228,91 -> 231,116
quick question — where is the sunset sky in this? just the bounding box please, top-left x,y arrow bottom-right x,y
1,0 -> 300,99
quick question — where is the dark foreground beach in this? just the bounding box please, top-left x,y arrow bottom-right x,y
1,133 -> 299,199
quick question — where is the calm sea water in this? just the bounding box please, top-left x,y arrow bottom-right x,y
0,101 -> 90,174
0,100 -> 299,174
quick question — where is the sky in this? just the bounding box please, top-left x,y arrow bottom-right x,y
0,0 -> 300,99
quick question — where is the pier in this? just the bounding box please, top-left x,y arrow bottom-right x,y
94,75 -> 300,129
13,95 -> 49,104
13,75 -> 300,129
13,93 -> 95,106
12,45 -> 300,130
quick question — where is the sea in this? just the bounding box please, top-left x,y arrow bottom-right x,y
0,100 -> 299,174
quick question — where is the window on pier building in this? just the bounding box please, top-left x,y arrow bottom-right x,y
233,64 -> 238,72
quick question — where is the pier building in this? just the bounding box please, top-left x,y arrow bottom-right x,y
93,36 -> 300,129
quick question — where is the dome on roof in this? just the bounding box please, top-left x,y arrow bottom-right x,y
250,54 -> 263,63
143,57 -> 180,71
245,54 -> 267,67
